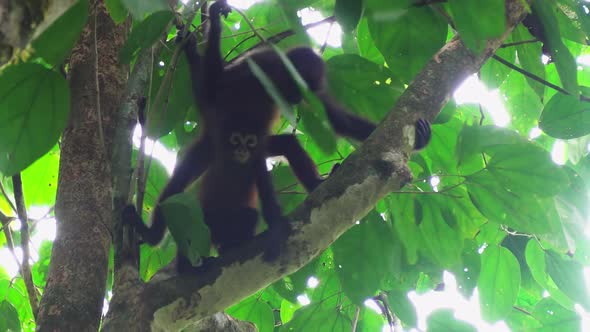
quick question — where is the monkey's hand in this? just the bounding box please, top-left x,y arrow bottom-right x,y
210,0 -> 232,18
413,118 -> 431,150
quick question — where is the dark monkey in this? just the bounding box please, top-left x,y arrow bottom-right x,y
124,0 -> 431,272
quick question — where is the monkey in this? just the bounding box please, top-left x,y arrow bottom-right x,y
123,0 -> 431,272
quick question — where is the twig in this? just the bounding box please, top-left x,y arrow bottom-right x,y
493,54 -> 590,102
500,39 -> 538,48
351,306 -> 361,332
233,7 -> 266,43
12,174 -> 38,317
93,1 -> 106,154
228,16 -> 338,62
0,213 -> 20,271
0,181 -> 17,213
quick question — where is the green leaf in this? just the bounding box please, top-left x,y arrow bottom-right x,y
160,193 -> 210,264
119,11 -> 174,64
147,50 -> 193,138
326,54 -> 403,122
387,195 -> 420,264
513,25 -> 546,99
457,125 -> 528,163
0,300 -> 21,332
480,42 -> 514,89
545,250 -> 590,311
31,0 -> 88,66
525,240 -> 574,309
335,0 -> 363,32
532,1 -> 579,94
105,0 -> 129,24
478,246 -> 521,322
449,0 -> 505,52
532,298 -> 581,331
21,144 -> 59,207
539,92 -> 590,139
121,0 -> 169,20
227,296 -> 275,332
418,197 -> 464,267
0,64 -> 70,176
426,309 -> 476,332
485,144 -> 568,196
467,171 -> 561,235
280,304 -> 349,331
32,241 -> 53,289
333,211 -> 400,304
357,308 -> 385,332
387,290 -> 417,328
298,95 -> 337,155
368,6 -> 447,83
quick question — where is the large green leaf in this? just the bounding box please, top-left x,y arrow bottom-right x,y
0,300 -> 21,332
0,64 -> 70,176
326,54 -> 402,122
426,309 -> 476,332
335,0 -> 363,32
119,11 -> 174,64
467,170 -> 561,236
105,0 -> 128,24
513,25 -> 546,100
160,192 -> 210,265
367,5 -> 447,83
478,246 -> 521,322
532,298 -> 581,331
227,296 -> 275,332
121,0 -> 169,20
147,51 -> 193,138
485,144 -> 568,196
280,303 -> 349,331
539,92 -> 590,139
525,240 -> 574,309
449,0 -> 505,52
532,1 -> 579,94
545,250 -> 590,311
21,144 -> 59,207
32,0 -> 88,66
457,125 -> 529,160
418,197 -> 464,267
332,211 -> 400,304
387,290 -> 417,328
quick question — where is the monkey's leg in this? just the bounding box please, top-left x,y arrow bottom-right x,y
123,136 -> 213,245
255,157 -> 290,261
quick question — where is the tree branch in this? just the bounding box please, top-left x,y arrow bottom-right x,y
12,174 -> 38,317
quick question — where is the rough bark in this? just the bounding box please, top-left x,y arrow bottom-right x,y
36,2 -> 128,330
103,1 -> 530,331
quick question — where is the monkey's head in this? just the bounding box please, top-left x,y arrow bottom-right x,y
229,132 -> 258,164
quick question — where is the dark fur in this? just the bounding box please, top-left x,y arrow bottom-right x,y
124,0 -> 431,272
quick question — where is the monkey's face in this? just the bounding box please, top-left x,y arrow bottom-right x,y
229,132 -> 258,164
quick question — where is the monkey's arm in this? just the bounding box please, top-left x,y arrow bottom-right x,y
255,157 -> 290,261
124,137 -> 213,245
317,92 -> 432,150
203,1 -> 231,93
266,134 -> 324,192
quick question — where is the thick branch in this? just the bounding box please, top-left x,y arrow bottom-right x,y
36,3 -> 129,330
103,1 -> 529,330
